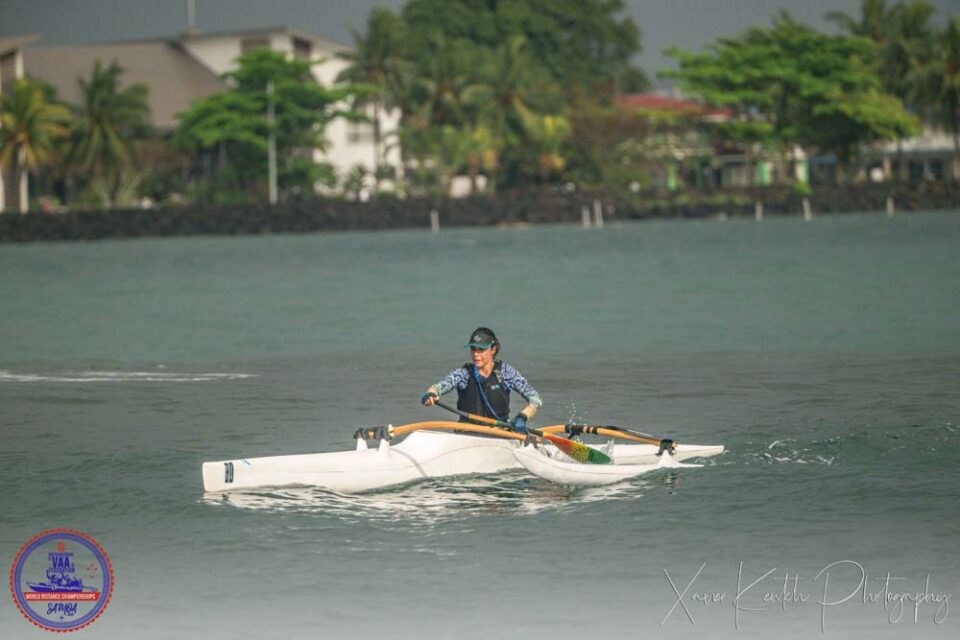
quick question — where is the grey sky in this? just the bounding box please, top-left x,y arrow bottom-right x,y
1,1 -> 957,84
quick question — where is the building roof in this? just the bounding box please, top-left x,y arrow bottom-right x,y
24,40 -> 227,130
617,93 -> 732,122
17,25 -> 350,131
0,34 -> 38,57
179,25 -> 349,53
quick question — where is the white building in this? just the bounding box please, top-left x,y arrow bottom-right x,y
177,27 -> 401,196
21,26 -> 400,200
866,127 -> 958,182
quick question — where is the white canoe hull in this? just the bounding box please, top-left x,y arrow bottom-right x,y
202,430 -> 522,494
513,442 -> 725,487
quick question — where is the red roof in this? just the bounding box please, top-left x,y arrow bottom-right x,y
616,94 -> 732,121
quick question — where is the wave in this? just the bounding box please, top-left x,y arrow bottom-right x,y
0,370 -> 257,383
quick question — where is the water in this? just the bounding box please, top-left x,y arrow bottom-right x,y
1,212 -> 958,639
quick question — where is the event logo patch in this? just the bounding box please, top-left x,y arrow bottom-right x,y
9,529 -> 113,632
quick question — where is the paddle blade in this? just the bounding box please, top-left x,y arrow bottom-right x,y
543,433 -> 612,464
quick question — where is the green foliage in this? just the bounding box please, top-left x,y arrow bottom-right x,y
400,0 -> 645,93
337,7 -> 410,118
911,16 -> 960,171
66,60 -> 153,207
342,164 -> 370,200
337,8 -> 411,183
792,179 -> 813,197
0,79 -> 71,211
0,79 -> 71,174
462,35 -> 561,189
566,97 -> 658,188
663,14 -> 920,175
332,0 -> 645,192
522,113 -> 572,180
826,0 -> 935,103
175,49 -> 367,202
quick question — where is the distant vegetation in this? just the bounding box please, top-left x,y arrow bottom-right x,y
1,0 -> 957,211
174,49 -> 367,205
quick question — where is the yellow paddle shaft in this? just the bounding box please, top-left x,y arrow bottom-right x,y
372,420 -> 561,442
538,425 -> 668,447
389,421 -> 525,440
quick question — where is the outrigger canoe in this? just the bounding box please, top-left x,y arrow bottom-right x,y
513,441 -> 722,487
202,420 -> 724,493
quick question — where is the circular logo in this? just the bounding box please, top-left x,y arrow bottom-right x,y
9,529 -> 113,632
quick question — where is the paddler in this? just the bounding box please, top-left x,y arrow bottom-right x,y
421,327 -> 542,433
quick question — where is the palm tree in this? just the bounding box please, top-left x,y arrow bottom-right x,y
467,37 -> 534,138
0,79 -> 70,212
523,113 -> 571,183
829,1 -> 935,103
885,2 -> 935,97
69,60 -> 151,206
461,124 -> 498,194
413,35 -> 476,128
337,8 -> 409,189
825,0 -> 890,40
913,17 -> 960,178
464,36 -> 559,191
827,1 -> 935,179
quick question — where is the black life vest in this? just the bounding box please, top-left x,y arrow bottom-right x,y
457,361 -> 510,421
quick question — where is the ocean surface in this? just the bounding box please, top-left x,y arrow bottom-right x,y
1,211 -> 958,639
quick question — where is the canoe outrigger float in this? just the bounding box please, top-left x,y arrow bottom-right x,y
202,405 -> 724,493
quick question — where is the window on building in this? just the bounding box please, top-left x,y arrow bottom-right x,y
347,122 -> 375,145
0,52 -> 17,95
929,159 -> 944,180
908,161 -> 924,181
293,38 -> 312,61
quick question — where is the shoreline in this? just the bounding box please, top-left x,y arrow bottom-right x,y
1,182 -> 958,243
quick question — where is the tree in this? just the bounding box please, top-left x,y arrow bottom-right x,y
400,0 -> 646,94
664,15 -> 920,182
825,0 -> 891,40
827,1 -> 936,179
336,0 -> 649,192
0,79 -> 71,212
463,35 -> 560,190
523,113 -> 571,182
913,17 -> 960,178
176,49 -> 366,202
69,60 -> 152,206
566,94 -> 655,188
461,124 -> 498,194
829,1 -> 934,98
337,8 -> 410,189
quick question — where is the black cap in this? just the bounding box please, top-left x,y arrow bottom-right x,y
464,327 -> 498,349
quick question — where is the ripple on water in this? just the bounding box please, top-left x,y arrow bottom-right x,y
197,470 -> 669,528
0,370 -> 257,383
737,422 -> 957,468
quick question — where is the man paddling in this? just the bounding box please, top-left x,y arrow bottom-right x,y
421,327 -> 542,433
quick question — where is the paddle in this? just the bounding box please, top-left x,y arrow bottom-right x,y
355,421 -> 532,442
540,424 -> 677,454
432,400 -> 612,464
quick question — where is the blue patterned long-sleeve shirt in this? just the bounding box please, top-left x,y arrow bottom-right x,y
432,362 -> 543,411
